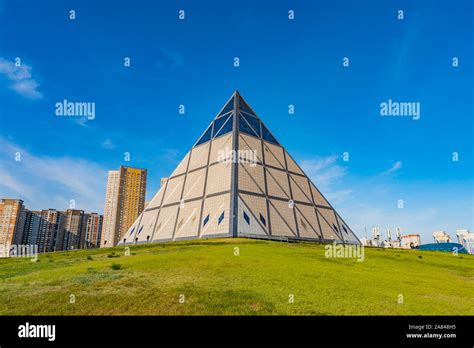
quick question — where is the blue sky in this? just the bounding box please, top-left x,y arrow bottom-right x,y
0,0 -> 472,242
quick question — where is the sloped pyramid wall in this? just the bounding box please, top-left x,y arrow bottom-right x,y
119,92 -> 360,246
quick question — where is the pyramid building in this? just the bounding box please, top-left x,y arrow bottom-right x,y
119,91 -> 360,246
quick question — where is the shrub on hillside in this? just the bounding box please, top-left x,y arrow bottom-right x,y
111,263 -> 122,270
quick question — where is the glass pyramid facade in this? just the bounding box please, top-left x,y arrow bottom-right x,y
119,91 -> 360,246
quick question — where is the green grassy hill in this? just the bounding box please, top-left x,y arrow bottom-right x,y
0,238 -> 472,315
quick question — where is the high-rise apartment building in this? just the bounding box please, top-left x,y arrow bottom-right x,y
101,169 -> 121,247
100,166 -> 147,247
0,199 -> 25,255
37,209 -> 64,253
84,213 -> 103,248
62,209 -> 88,250
0,198 -> 104,253
21,210 -> 41,245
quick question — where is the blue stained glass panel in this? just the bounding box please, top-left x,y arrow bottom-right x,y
259,214 -> 266,226
262,123 -> 279,145
218,212 -> 225,225
239,114 -> 258,137
239,96 -> 256,116
203,214 -> 210,226
214,115 -> 233,138
213,114 -> 230,137
243,114 -> 261,136
243,211 -> 250,225
195,124 -> 213,146
218,97 -> 234,117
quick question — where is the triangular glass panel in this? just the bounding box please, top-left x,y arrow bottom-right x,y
242,113 -> 261,137
214,115 -> 233,139
213,114 -> 230,137
238,96 -> 256,116
217,97 -> 234,117
239,114 -> 259,138
261,123 -> 279,145
218,111 -> 232,119
195,124 -> 213,146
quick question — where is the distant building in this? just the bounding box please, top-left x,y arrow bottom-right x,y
37,209 -> 65,253
400,234 -> 421,249
101,169 -> 121,247
432,230 -> 452,243
1,198 -> 105,254
456,229 -> 473,254
101,166 -> 147,247
391,240 -> 401,248
0,199 -> 25,256
84,213 -> 103,248
21,210 -> 41,245
62,209 -> 88,250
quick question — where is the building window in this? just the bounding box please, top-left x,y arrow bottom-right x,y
213,115 -> 233,139
259,214 -> 266,226
218,96 -> 234,116
195,125 -> 213,146
239,114 -> 259,138
243,113 -> 261,136
342,225 -> 348,234
203,214 -> 210,226
218,212 -> 224,225
138,226 -> 143,235
243,212 -> 250,225
213,114 -> 230,137
332,223 -> 339,232
262,124 -> 279,145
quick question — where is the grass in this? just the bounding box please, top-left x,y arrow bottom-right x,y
0,238 -> 472,315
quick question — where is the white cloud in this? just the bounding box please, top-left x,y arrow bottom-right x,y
101,138 -> 116,150
300,155 -> 347,189
300,155 -> 351,204
75,118 -> 90,127
381,161 -> 402,176
0,58 -> 42,99
0,168 -> 34,196
0,138 -> 107,213
326,189 -> 353,205
160,148 -> 180,163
